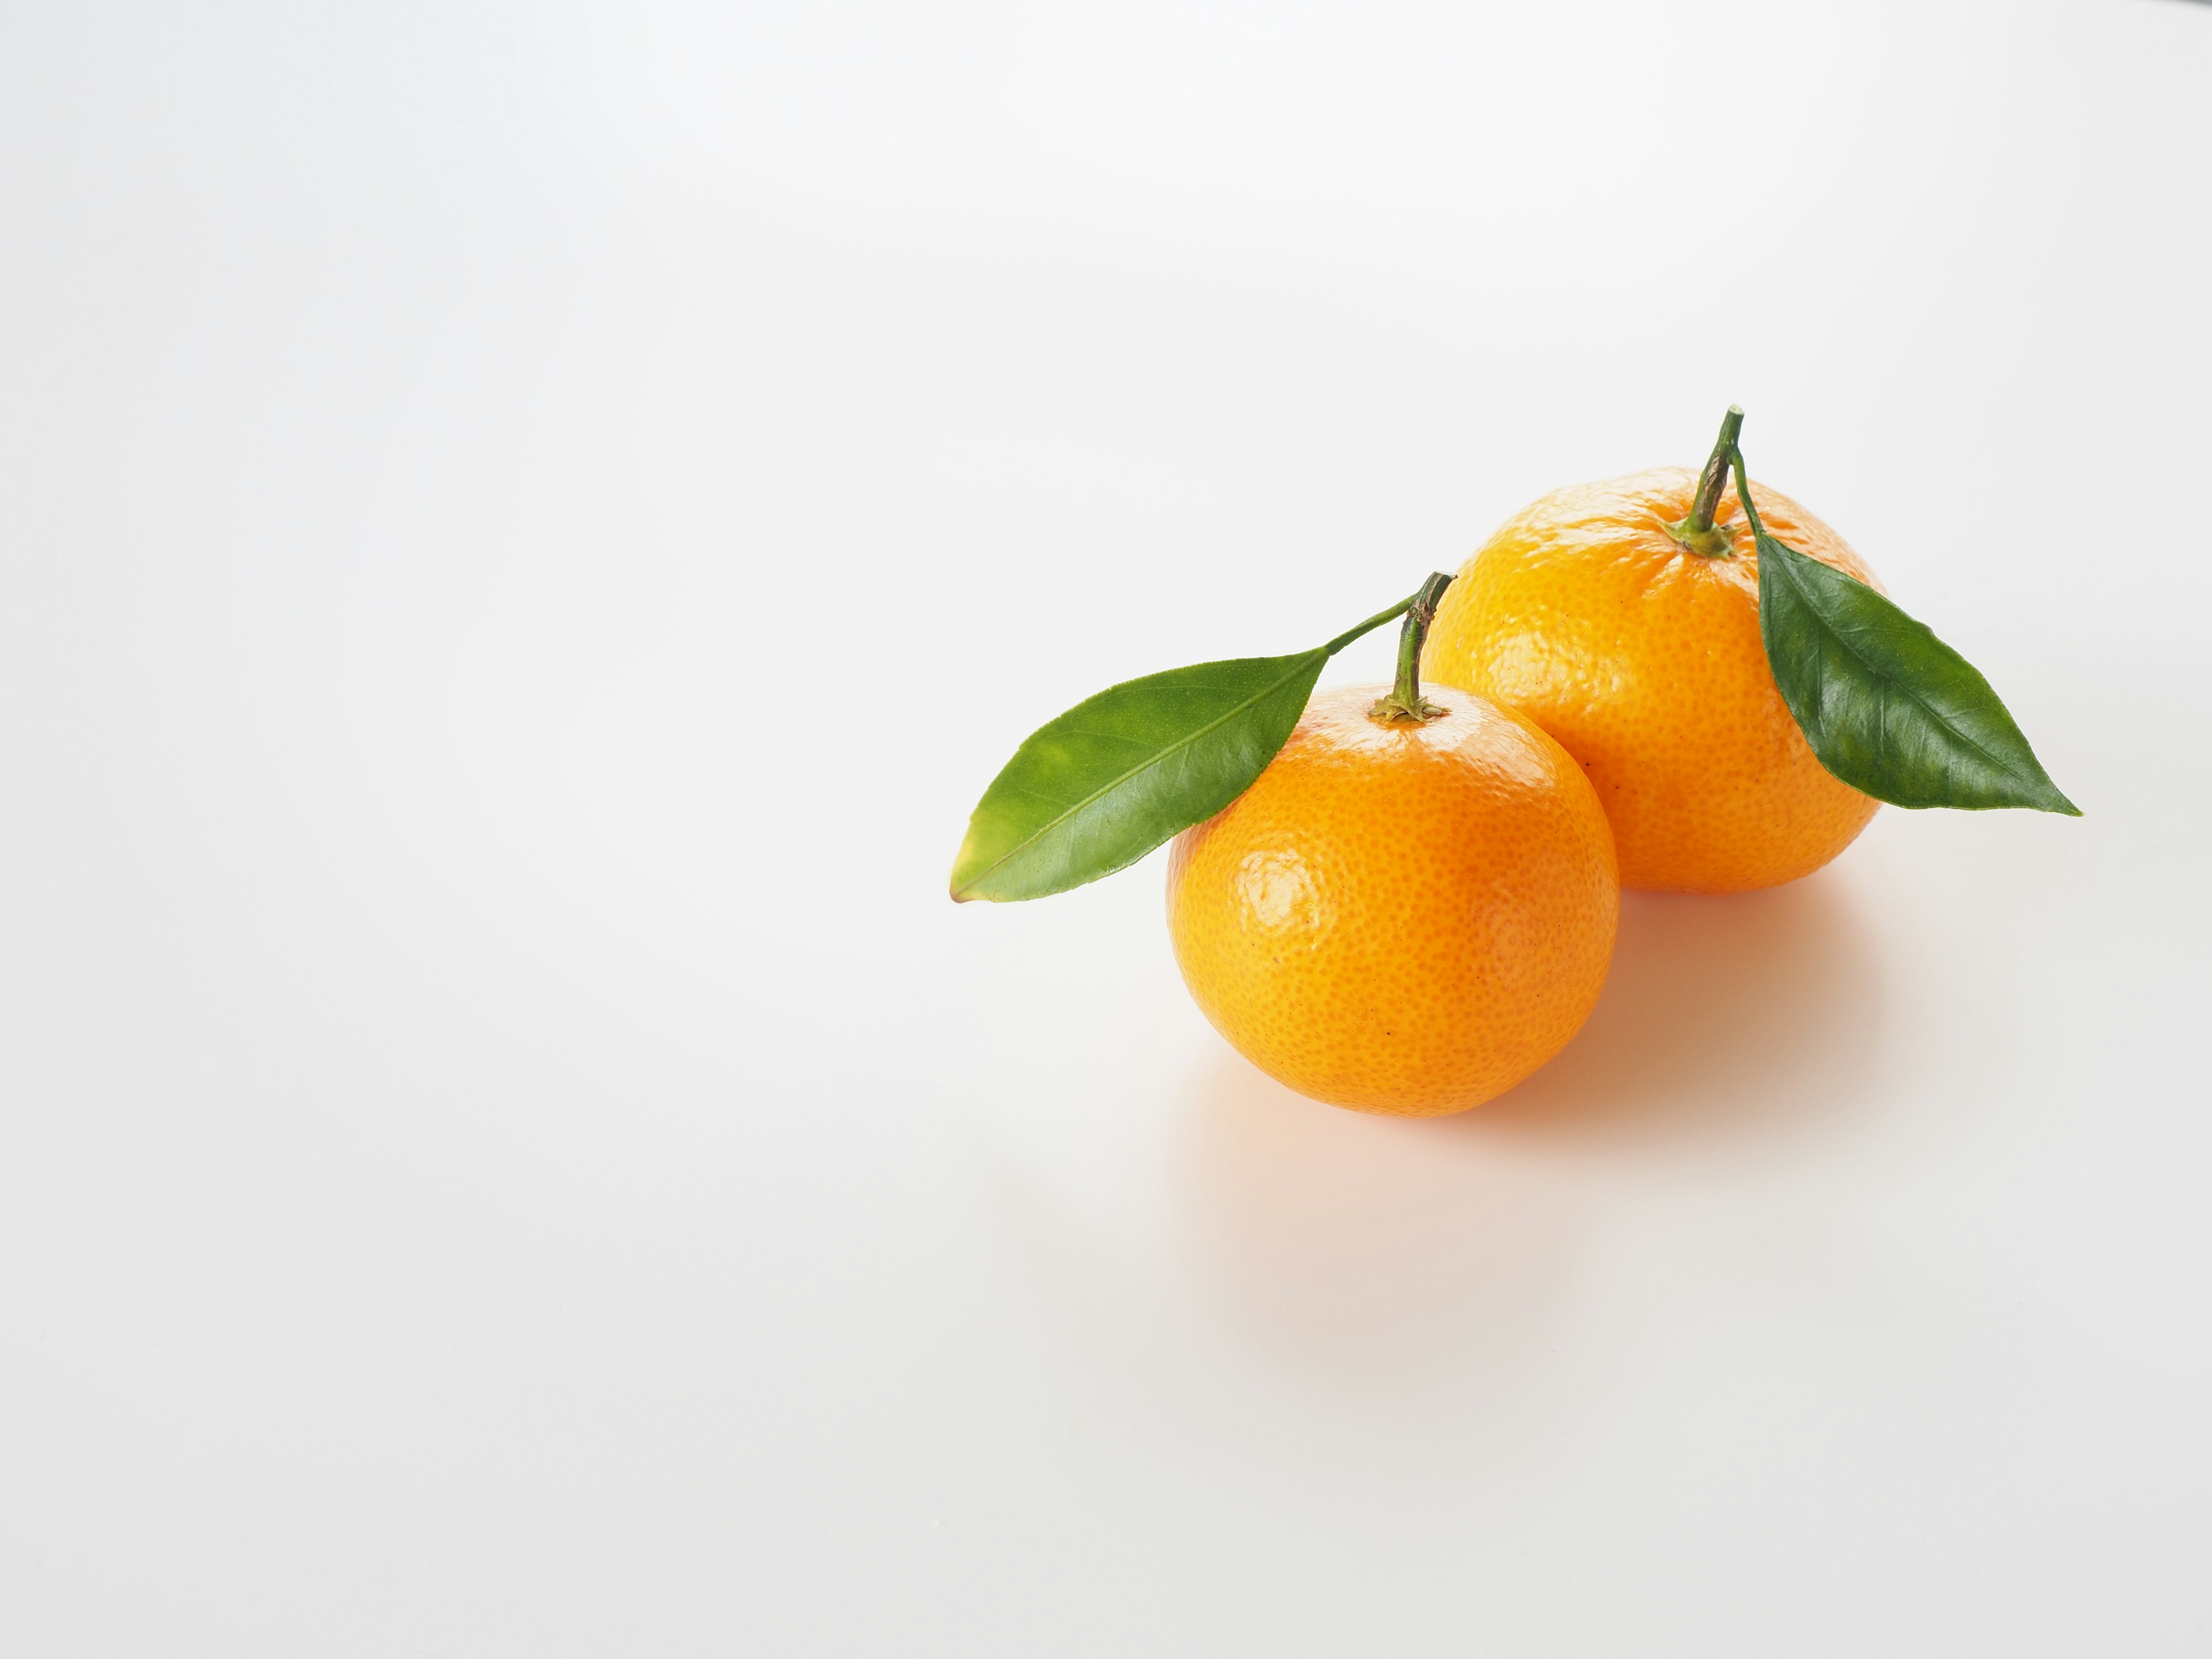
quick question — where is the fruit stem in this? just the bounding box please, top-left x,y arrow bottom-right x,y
1664,404 -> 1745,559
1367,571 -> 1455,726
1727,444 -> 1772,541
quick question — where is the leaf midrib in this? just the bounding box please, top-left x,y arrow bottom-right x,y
953,652 -> 1323,896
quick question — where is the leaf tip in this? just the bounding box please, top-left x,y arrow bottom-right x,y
948,823 -> 990,902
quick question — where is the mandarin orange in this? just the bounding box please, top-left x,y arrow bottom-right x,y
1166,683 -> 1618,1116
1421,467 -> 1881,893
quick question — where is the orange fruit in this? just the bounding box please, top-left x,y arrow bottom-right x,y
1421,468 -> 1883,894
1166,683 -> 1618,1116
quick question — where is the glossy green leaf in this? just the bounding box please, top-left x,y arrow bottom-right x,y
1756,529 -> 2080,815
949,585 -> 1441,903
949,649 -> 1332,902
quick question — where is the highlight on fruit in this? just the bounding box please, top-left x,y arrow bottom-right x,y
948,408 -> 2078,1115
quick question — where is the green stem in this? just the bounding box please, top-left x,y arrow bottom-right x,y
1664,405 -> 1745,558
1367,571 -> 1455,726
1321,591 -> 1419,657
1728,445 -> 1771,541
1392,572 -> 1453,704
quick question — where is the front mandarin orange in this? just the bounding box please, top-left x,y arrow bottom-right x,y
1166,683 -> 1618,1116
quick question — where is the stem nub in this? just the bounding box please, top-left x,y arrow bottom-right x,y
1367,571 -> 1455,727
1664,405 -> 1746,559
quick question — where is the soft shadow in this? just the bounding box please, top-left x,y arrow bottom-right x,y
1165,870 -> 1886,1388
1170,1056 -> 1589,1392
1468,872 -> 1886,1150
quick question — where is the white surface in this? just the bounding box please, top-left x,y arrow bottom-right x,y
3,2 -> 2209,1653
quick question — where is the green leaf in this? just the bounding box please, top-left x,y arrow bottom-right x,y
1755,529 -> 2080,815
949,649 -> 1331,902
950,585 -> 1441,903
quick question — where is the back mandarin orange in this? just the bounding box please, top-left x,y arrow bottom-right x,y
1422,461 -> 1882,893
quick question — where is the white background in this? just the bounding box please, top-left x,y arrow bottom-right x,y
3,2 -> 2209,1653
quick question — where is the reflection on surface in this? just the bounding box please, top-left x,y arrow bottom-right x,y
1169,872 -> 1886,1385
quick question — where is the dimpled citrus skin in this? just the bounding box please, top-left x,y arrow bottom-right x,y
1166,683 -> 1618,1117
1421,467 -> 1883,895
